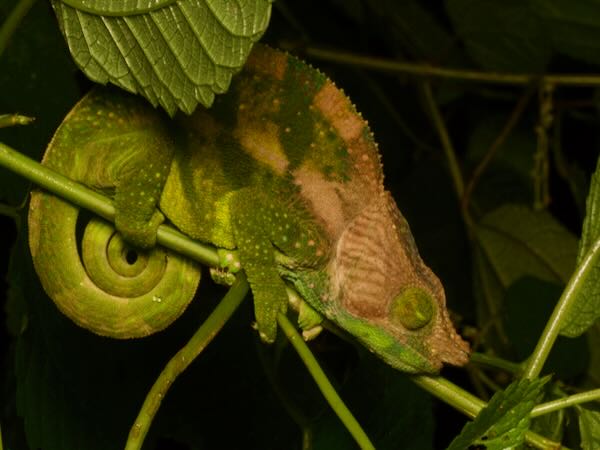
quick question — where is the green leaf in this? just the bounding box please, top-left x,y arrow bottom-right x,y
366,0 -> 462,64
50,0 -> 273,115
446,377 -> 549,450
446,0 -> 551,72
473,204 -> 578,348
536,0 -> 600,67
578,406 -> 600,450
476,204 -> 577,285
560,155 -> 600,337
60,0 -> 175,15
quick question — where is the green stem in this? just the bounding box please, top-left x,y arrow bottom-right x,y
125,274 -> 249,450
421,82 -> 465,202
0,0 -> 37,57
523,238 -> 600,379
0,141 -> 219,266
412,375 -> 485,418
532,388 -> 600,417
469,352 -> 522,374
304,46 -> 600,87
277,313 -> 375,450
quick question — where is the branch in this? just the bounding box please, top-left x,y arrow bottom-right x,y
304,46 -> 600,87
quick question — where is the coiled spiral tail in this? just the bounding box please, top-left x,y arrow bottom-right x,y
28,190 -> 201,339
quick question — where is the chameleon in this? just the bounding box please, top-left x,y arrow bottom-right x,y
28,45 -> 469,373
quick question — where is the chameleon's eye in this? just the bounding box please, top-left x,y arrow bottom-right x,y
390,287 -> 435,330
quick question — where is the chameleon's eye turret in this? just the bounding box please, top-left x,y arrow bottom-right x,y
390,287 -> 434,331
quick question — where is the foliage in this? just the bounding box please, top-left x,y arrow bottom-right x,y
447,377 -> 549,450
2,1 -> 600,449
50,0 -> 273,115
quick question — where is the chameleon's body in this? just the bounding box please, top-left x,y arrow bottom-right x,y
28,46 -> 469,373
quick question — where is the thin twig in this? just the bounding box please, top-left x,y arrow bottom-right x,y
278,313 -> 375,450
462,88 -> 535,215
532,389 -> 600,417
0,0 -> 37,58
304,46 -> 600,87
125,274 -> 249,450
421,82 -> 465,201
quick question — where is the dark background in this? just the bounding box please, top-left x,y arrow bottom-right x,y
1,1 -> 599,449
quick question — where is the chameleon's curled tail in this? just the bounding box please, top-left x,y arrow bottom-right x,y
28,191 -> 201,339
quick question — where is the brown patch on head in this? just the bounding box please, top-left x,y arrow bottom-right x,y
331,192 -> 470,368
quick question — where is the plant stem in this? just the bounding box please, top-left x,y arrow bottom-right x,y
413,375 -> 485,418
304,46 -> 600,87
0,0 -> 37,58
421,82 -> 465,203
523,238 -> 600,379
532,388 -> 600,417
125,274 -> 249,450
0,141 -> 219,267
469,352 -> 522,374
277,313 -> 375,450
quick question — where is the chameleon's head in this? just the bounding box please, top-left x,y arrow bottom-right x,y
327,192 -> 469,373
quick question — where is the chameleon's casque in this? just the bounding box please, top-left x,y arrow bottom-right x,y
28,45 -> 469,373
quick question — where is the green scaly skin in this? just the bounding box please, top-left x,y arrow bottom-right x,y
28,45 -> 469,373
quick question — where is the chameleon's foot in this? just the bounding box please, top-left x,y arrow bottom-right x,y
115,209 -> 164,249
296,297 -> 324,341
209,248 -> 241,286
285,287 -> 324,340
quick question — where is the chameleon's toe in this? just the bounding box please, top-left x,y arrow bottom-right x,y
209,267 -> 237,286
254,292 -> 287,343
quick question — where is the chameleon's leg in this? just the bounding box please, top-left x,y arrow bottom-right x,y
113,131 -> 175,249
230,189 -> 328,342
